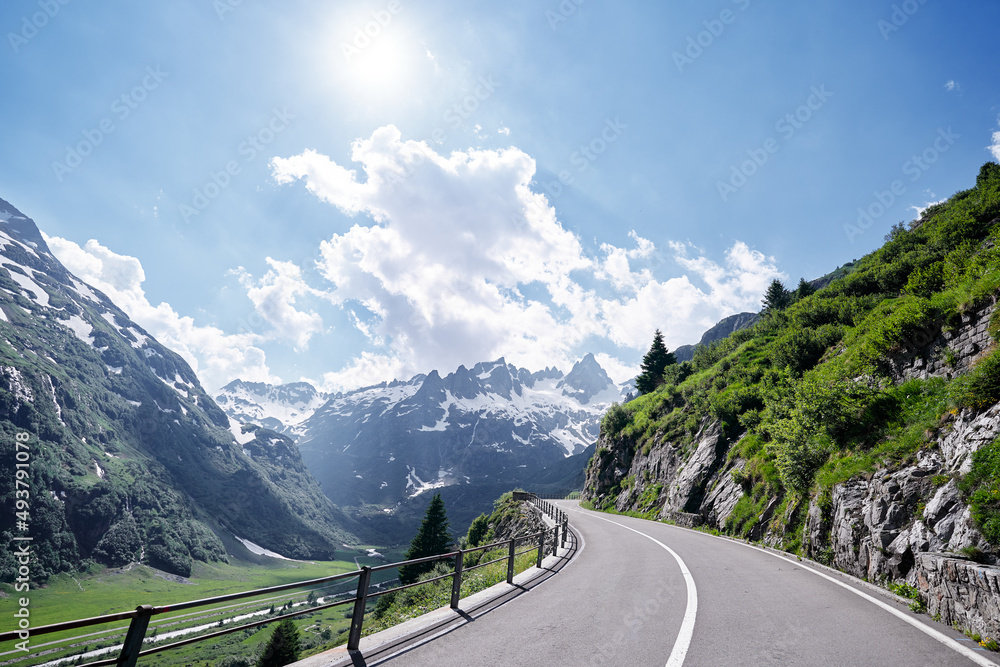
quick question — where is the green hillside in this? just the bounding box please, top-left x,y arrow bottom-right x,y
585,162 -> 1000,557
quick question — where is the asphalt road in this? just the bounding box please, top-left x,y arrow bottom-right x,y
361,501 -> 999,666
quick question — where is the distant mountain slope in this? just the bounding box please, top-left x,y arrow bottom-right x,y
0,198 -> 355,581
218,354 -> 629,541
673,311 -> 760,363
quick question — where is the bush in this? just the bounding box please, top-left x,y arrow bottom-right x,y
857,297 -> 936,368
960,436 -> 1000,544
954,350 -> 1000,411
600,402 -> 631,440
905,261 -> 944,297
466,513 -> 489,548
146,544 -> 193,577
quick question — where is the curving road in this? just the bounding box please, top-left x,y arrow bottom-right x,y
347,501 -> 999,666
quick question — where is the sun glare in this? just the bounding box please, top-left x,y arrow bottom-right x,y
352,38 -> 408,88
333,11 -> 419,101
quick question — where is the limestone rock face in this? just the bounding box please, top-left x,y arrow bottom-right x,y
666,420 -> 726,513
701,460 -> 745,527
940,402 -> 1000,473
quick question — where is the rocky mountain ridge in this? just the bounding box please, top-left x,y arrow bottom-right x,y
672,312 -> 760,363
218,354 -> 629,541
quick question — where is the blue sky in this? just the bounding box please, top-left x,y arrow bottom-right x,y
2,0 -> 999,392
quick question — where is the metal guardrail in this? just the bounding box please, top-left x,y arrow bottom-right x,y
0,494 -> 570,666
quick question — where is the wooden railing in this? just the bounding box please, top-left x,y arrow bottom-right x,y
0,495 -> 570,666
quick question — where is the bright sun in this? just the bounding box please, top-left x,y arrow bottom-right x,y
351,38 -> 408,88
336,17 -> 417,100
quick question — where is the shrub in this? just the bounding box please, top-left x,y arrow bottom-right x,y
954,350 -> 1000,411
600,402 -> 631,440
960,436 -> 1000,544
857,297 -> 936,367
466,513 -> 489,548
905,261 -> 944,297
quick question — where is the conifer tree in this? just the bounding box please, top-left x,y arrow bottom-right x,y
635,329 -> 676,395
795,277 -> 815,300
399,493 -> 452,584
762,279 -> 791,312
257,619 -> 300,667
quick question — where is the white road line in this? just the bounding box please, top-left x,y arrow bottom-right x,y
577,503 -> 999,667
580,511 -> 697,667
755,547 -> 999,667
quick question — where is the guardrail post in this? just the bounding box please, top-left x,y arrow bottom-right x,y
551,525 -> 559,556
536,530 -> 545,568
116,605 -> 153,667
347,566 -> 372,651
561,520 -> 568,548
450,551 -> 465,609
506,538 -> 517,584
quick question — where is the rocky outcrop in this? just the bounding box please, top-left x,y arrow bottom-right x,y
583,418 -> 735,519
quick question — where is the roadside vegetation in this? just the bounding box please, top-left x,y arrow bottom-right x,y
366,491 -> 545,636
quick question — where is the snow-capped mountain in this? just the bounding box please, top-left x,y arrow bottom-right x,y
215,380 -> 329,436
217,354 -> 631,540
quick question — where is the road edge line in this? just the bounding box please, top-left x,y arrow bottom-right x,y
582,512 -> 697,667
577,505 -> 999,667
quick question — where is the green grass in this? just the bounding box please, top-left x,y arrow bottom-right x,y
0,553 -> 394,667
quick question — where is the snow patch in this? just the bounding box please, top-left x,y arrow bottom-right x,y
405,465 -> 450,497
70,277 -> 100,303
229,418 -> 256,445
61,314 -> 94,344
6,266 -> 50,307
235,536 -> 292,560
419,400 -> 451,432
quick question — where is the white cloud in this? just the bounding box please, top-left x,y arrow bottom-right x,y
910,194 -> 945,219
945,80 -> 961,92
593,352 -> 639,386
272,126 -> 785,392
44,234 -> 278,392
990,126 -> 1000,162
232,258 -> 324,350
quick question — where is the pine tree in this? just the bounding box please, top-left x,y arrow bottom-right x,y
762,279 -> 791,312
399,493 -> 452,584
257,619 -> 300,667
795,277 -> 815,300
635,329 -> 676,395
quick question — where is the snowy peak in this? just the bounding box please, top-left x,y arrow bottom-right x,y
559,352 -> 613,404
0,197 -> 53,255
215,379 -> 329,435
